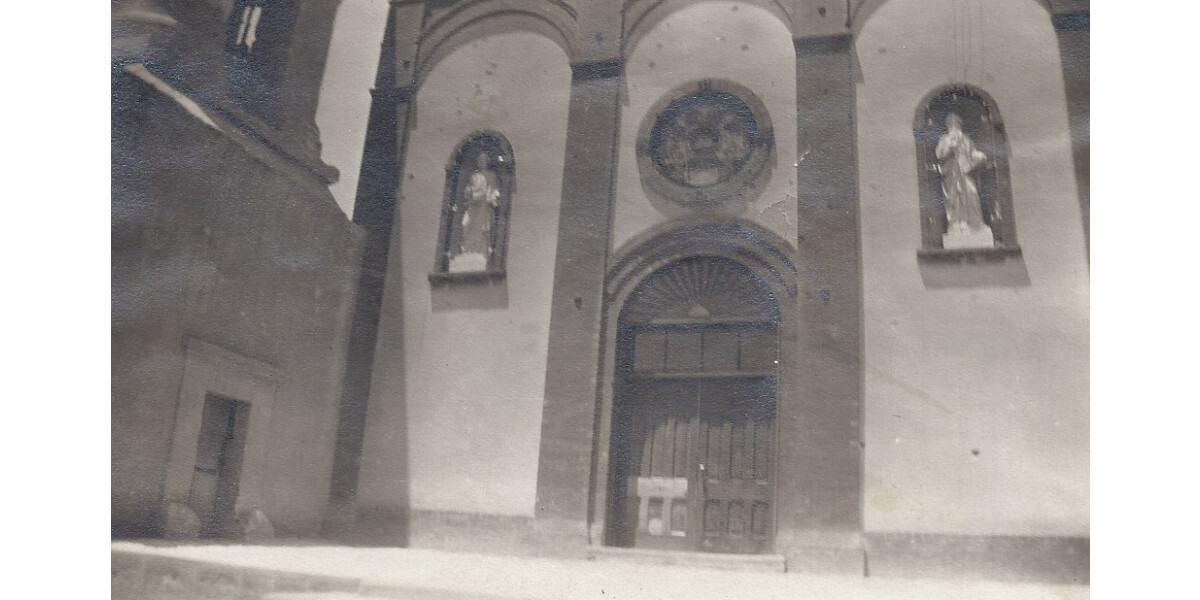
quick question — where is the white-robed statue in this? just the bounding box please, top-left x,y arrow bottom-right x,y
450,151 -> 501,272
935,113 -> 994,249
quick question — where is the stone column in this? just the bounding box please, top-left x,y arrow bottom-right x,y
325,0 -> 423,540
533,57 -> 623,546
1051,7 -> 1089,258
774,32 -> 865,574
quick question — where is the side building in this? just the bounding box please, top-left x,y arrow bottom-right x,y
111,0 -> 362,539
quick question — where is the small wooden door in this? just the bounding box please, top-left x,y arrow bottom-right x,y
188,393 -> 250,538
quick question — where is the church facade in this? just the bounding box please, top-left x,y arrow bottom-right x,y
112,0 -> 1089,582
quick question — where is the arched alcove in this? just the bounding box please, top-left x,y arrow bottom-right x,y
415,2 -> 579,87
913,85 -> 1018,251
433,131 -> 516,276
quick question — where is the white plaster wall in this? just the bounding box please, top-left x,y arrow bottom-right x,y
613,1 -> 797,253
358,33 -> 571,517
856,0 -> 1089,535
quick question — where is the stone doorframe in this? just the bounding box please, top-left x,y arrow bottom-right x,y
163,337 -> 279,533
588,218 -> 799,548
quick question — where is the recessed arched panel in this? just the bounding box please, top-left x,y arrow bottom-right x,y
613,1 -> 798,251
416,3 -> 579,87
623,0 -> 796,58
850,0 -> 1055,35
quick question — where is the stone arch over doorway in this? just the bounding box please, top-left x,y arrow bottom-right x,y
591,219 -> 799,552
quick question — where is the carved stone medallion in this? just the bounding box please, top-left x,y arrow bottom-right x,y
637,81 -> 774,214
650,90 -> 756,187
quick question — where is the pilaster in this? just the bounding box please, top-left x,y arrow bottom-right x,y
774,31 -> 865,573
533,56 -> 624,543
1051,7 -> 1089,258
325,0 -> 425,540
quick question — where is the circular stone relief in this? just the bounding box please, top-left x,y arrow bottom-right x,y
637,81 -> 774,213
650,90 -> 756,187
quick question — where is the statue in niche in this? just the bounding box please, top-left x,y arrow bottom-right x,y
935,112 -> 994,249
449,151 -> 502,272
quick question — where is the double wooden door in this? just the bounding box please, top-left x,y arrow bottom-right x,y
612,376 -> 775,554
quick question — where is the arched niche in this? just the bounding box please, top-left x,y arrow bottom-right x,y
914,85 -> 1019,253
433,131 -> 516,277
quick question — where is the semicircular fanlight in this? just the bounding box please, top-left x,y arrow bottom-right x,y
621,256 -> 779,325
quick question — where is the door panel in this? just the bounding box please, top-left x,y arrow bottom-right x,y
697,378 -> 775,554
622,378 -> 696,551
615,376 -> 775,554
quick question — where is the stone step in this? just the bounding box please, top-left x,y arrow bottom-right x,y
584,546 -> 787,573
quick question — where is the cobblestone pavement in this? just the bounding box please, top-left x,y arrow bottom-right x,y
113,541 -> 1089,600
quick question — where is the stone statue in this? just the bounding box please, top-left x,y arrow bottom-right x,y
450,151 -> 502,272
935,113 -> 993,248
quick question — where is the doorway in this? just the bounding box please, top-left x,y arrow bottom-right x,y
188,393 -> 250,538
605,256 -> 780,554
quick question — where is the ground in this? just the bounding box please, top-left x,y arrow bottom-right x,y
112,541 -> 1090,600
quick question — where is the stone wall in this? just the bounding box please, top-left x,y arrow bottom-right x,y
356,32 -> 573,521
855,0 -> 1089,536
112,62 -> 363,537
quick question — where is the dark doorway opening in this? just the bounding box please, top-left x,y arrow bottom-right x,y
189,393 -> 251,538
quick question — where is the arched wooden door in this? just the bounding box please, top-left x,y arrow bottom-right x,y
606,257 -> 779,554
